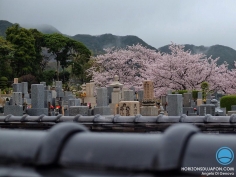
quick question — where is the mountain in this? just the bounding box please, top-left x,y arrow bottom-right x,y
158,44 -> 236,69
0,20 -> 61,36
71,33 -> 157,55
1,20 -> 236,68
22,24 -> 61,34
0,20 -> 14,37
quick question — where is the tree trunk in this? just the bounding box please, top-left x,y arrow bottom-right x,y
57,60 -> 60,81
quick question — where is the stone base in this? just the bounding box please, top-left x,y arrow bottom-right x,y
188,113 -> 197,116
197,99 -> 203,106
206,99 -> 211,104
68,99 -> 81,107
69,106 -> 89,116
64,109 -> 69,116
56,90 -> 64,98
118,101 -> 140,116
183,107 -> 194,115
199,104 -> 215,116
4,105 -> 23,116
84,97 -> 96,108
140,106 -> 158,116
110,103 -> 119,115
94,106 -> 111,115
227,111 -> 236,116
23,93 -> 30,99
27,108 -> 48,116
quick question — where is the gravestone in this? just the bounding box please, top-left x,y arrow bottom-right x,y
13,78 -> 18,84
183,93 -> 192,107
198,92 -> 202,99
183,107 -> 194,115
109,75 -> 123,114
27,84 -> 48,116
123,90 -> 134,101
68,85 -> 88,116
143,81 -> 154,102
221,107 -> 226,116
121,87 -> 129,101
137,90 -> 144,102
4,102 -> 23,116
13,83 -> 22,92
191,100 -> 196,107
94,87 -> 111,115
161,95 -> 167,105
12,92 -> 22,105
140,81 -> 158,116
63,91 -> 75,105
199,104 -> 215,116
68,99 -> 81,107
55,81 -> 64,98
51,90 -> 57,107
167,94 -> 183,116
206,92 -> 211,99
84,81 -> 96,108
119,101 -> 140,116
129,86 -> 136,100
46,86 -> 51,90
107,86 -> 113,104
21,82 -> 30,98
44,90 -> 52,108
231,105 -> 236,111
69,106 -> 89,116
40,82 -> 46,86
197,92 -> 203,106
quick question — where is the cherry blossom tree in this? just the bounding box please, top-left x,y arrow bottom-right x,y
145,44 -> 230,96
87,44 -> 159,90
211,62 -> 236,94
87,43 -> 236,96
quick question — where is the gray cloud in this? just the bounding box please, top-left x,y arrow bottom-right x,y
1,0 -> 236,49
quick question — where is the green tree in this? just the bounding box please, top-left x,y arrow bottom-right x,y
43,33 -> 69,81
28,28 -> 45,76
201,81 -> 209,100
0,37 -> 14,78
6,24 -> 36,77
41,70 -> 56,85
44,33 -> 91,82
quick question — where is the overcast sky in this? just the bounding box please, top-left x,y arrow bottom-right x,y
1,0 -> 236,49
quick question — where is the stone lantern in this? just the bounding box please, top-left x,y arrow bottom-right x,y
109,75 -> 123,114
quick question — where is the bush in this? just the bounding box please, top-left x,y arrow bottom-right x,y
220,95 -> 236,112
40,70 -> 56,85
192,90 -> 199,100
0,76 -> 8,89
172,90 -> 188,95
175,90 -> 188,95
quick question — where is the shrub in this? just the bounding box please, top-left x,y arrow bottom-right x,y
192,90 -> 199,100
0,76 -> 8,89
201,81 -> 209,99
220,95 -> 236,112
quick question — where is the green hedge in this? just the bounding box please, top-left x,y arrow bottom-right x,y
172,90 -> 188,94
192,90 -> 199,100
220,95 -> 236,112
0,76 -> 8,89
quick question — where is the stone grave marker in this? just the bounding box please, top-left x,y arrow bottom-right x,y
84,81 -> 96,108
140,81 -> 158,116
183,93 -> 191,107
109,75 -> 123,114
27,84 -> 48,116
94,87 -> 111,115
167,94 -> 183,116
